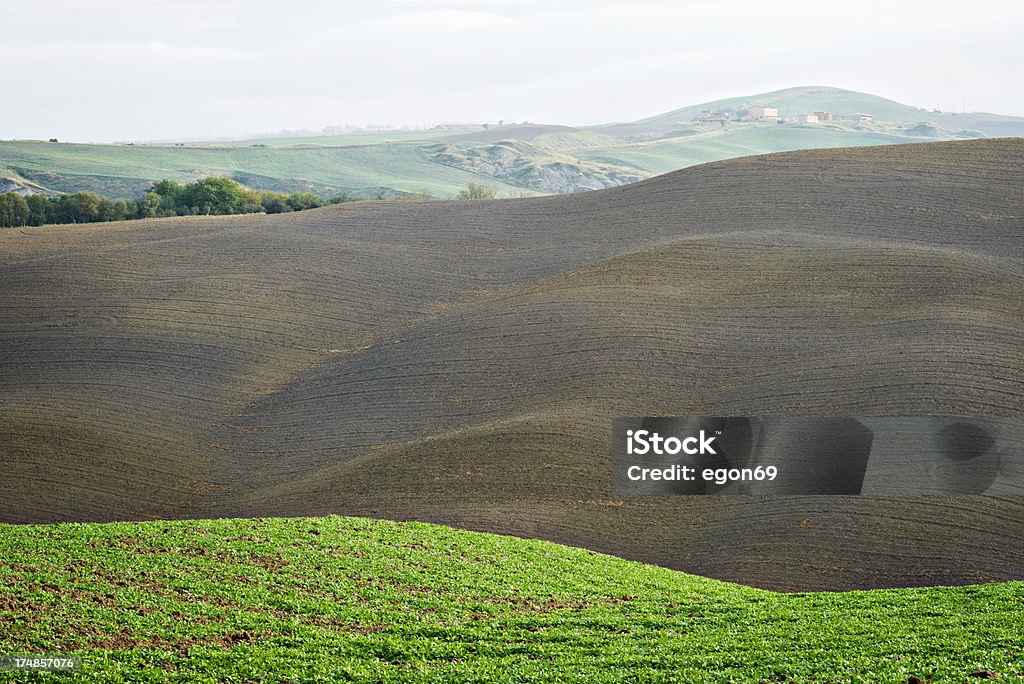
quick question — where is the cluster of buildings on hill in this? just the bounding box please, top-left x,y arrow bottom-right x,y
696,106 -> 875,126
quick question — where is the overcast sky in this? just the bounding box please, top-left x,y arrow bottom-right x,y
2,0 -> 1022,142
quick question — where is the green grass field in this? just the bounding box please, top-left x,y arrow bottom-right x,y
213,130 -> 466,148
575,123 -> 924,174
1,516 -> 1021,682
0,139 -> 531,200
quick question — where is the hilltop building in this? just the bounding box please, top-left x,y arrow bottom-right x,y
697,110 -> 731,126
742,106 -> 779,122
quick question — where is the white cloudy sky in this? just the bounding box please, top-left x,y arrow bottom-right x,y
2,0 -> 1022,142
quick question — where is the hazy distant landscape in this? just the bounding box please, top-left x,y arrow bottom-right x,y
5,86 -> 1024,202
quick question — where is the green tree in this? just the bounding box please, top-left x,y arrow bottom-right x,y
97,199 -> 117,222
6,177 -> 334,229
0,193 -> 31,227
261,196 -> 291,214
62,192 -> 102,223
284,192 -> 325,211
26,194 -> 47,226
96,198 -> 130,222
138,192 -> 162,218
179,177 -> 247,215
112,199 -> 130,221
151,179 -> 184,198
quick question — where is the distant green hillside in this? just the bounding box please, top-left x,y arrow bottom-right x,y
616,86 -> 1024,139
934,110 -> 1024,137
629,85 -> 933,130
576,122 -> 932,174
1,516 -> 1022,682
0,139 -> 533,200
3,86 -> 1023,201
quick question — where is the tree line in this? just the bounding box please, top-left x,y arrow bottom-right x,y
0,176 -> 342,228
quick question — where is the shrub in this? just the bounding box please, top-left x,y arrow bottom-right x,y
457,182 -> 499,200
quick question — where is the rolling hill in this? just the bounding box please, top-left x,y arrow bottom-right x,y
626,85 -> 934,132
620,85 -> 1024,138
4,86 -> 1023,200
0,137 -> 533,201
1,139 -> 1022,591
2,516 -> 1022,682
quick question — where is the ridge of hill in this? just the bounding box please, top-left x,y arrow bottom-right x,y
2,515 -> 1023,681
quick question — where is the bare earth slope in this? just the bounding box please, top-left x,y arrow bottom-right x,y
1,139 -> 1022,590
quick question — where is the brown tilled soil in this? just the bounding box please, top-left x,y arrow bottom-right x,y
1,139 -> 1022,591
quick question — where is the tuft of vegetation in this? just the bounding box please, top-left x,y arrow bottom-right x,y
0,177 -> 344,228
0,516 -> 1022,682
456,181 -> 499,200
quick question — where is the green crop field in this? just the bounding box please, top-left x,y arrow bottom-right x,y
1,516 -> 1022,683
